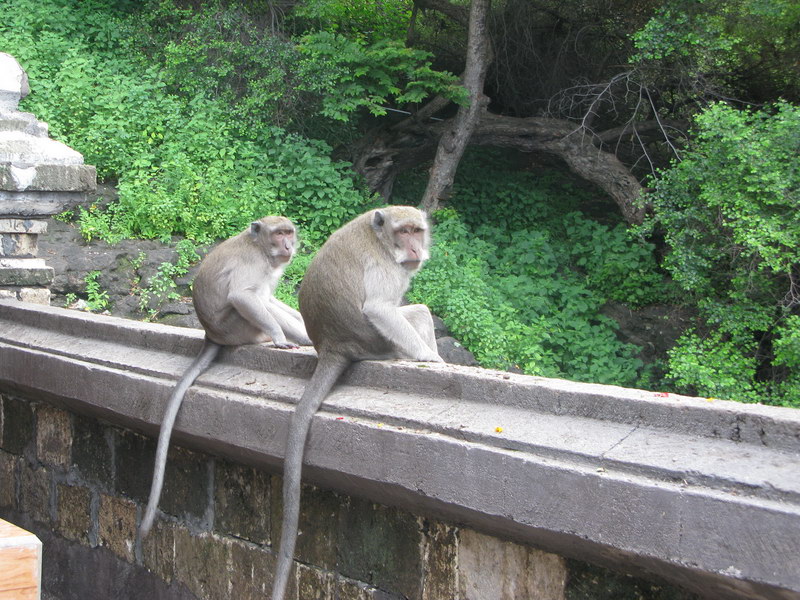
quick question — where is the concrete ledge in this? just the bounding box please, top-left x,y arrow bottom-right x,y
0,299 -> 798,600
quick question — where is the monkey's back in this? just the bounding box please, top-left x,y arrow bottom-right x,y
299,212 -> 393,359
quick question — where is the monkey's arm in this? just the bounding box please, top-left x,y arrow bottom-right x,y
228,289 -> 296,348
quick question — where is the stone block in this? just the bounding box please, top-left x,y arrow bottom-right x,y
0,232 -> 38,257
98,494 -> 137,562
20,464 -> 51,525
457,529 -> 567,600
71,415 -> 112,488
18,287 -> 49,305
0,450 -> 16,509
214,460 -> 271,545
0,52 -> 29,111
173,528 -> 231,600
56,484 -> 91,544
0,219 -> 47,234
142,520 -> 176,585
0,190 -> 87,217
564,560 -> 698,600
0,394 -> 34,455
36,404 -> 72,468
297,563 -> 334,600
0,258 -> 53,285
337,496 -> 422,599
0,163 -> 96,192
114,429 -> 155,503
296,484 -> 340,570
228,538 -> 280,600
421,521 -> 457,600
160,446 -> 210,524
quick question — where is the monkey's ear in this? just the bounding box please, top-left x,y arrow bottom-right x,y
372,210 -> 385,230
250,221 -> 262,237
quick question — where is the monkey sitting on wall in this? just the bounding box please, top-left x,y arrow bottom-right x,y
140,216 -> 311,538
271,206 -> 443,600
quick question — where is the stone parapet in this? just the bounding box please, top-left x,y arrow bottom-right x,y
0,299 -> 798,600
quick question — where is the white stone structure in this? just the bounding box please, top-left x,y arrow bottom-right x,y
0,52 -> 96,304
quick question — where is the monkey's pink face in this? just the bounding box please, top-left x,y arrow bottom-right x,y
270,228 -> 297,263
394,224 -> 429,271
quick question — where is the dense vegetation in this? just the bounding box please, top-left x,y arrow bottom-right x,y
2,0 -> 797,406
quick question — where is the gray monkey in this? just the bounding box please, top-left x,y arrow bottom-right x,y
271,206 -> 442,600
140,216 -> 311,538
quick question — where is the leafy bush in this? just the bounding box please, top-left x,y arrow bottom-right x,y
405,160 -> 663,387
645,102 -> 800,406
1,0 -> 373,245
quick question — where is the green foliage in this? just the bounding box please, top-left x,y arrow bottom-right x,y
403,155 -> 665,387
84,271 -> 110,312
644,102 -> 800,406
137,240 -> 200,318
295,31 -> 466,121
632,0 -> 800,100
293,0 -> 413,42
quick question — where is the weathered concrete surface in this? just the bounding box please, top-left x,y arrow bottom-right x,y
0,299 -> 798,600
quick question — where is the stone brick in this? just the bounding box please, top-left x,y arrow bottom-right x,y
0,450 -> 17,509
56,483 -> 91,544
0,232 -> 38,257
18,287 -> 49,304
564,560 -> 699,600
337,496 -> 422,599
0,258 -> 54,285
20,463 -> 51,524
214,460 -> 271,545
296,484 -> 340,570
297,563 -> 334,600
115,428 -> 156,503
0,288 -> 16,300
1,394 -> 34,455
160,446 -> 210,524
142,519 -> 176,585
457,529 -> 567,600
421,520 -> 457,600
229,538 -> 280,600
71,415 -> 112,488
98,494 -> 137,562
174,528 -> 232,600
0,219 -> 47,234
36,404 -> 72,468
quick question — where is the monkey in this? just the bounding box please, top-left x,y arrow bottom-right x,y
271,206 -> 442,600
140,216 -> 311,538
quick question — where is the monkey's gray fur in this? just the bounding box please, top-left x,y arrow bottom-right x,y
140,216 -> 310,538
271,207 -> 442,600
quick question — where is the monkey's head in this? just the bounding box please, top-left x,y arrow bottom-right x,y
250,216 -> 298,265
371,207 -> 431,272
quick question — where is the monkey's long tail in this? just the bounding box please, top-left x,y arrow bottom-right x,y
271,353 -> 351,600
139,339 -> 220,538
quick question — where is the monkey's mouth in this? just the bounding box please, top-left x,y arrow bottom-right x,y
401,260 -> 422,270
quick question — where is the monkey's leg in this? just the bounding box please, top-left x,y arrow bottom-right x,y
399,304 -> 439,355
270,298 -> 313,345
229,291 -> 293,347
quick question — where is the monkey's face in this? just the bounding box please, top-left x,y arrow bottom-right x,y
268,226 -> 297,264
393,223 -> 429,271
371,208 -> 431,272
250,217 -> 298,265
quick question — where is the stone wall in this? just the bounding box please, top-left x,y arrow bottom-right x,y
0,390 -> 696,600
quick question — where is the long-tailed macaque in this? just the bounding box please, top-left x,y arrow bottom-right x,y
271,206 -> 442,600
140,216 -> 311,538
